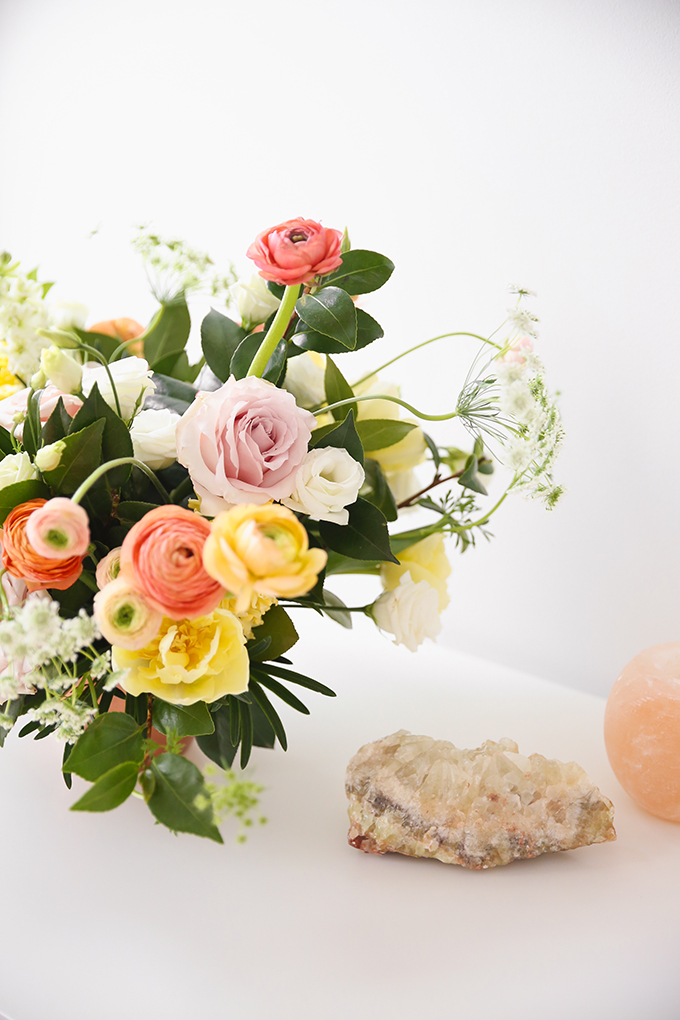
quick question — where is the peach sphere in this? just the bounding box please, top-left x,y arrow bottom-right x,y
604,642 -> 680,822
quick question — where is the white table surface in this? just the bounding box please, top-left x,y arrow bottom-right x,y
1,614 -> 679,1020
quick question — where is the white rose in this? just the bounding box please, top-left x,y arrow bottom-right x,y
229,274 -> 281,331
282,447 -> 365,525
81,356 -> 155,420
49,300 -> 88,331
370,572 -> 442,652
130,407 -> 180,470
282,351 -> 326,409
0,452 -> 38,492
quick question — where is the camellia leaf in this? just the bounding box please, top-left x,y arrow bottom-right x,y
152,699 -> 215,737
354,308 -> 385,351
64,713 -> 145,782
70,761 -> 139,812
318,497 -> 399,564
143,373 -> 197,416
248,605 -> 299,662
321,249 -> 395,295
362,458 -> 398,522
310,409 -> 364,466
41,419 -> 105,494
75,327 -> 122,362
0,425 -> 13,457
356,419 -> 416,452
324,356 -> 357,422
0,479 -> 50,525
201,308 -> 247,383
40,397 -> 71,446
69,382 -> 134,489
146,752 -> 223,843
115,500 -> 159,523
296,287 -> 357,349
141,299 -> 192,370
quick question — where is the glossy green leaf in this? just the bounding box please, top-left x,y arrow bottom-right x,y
324,356 -> 357,422
115,500 -> 159,523
310,409 -> 364,466
248,605 -> 299,662
0,425 -> 13,457
318,497 -> 399,564
41,397 -> 71,446
251,671 -> 310,714
143,373 -> 197,416
64,712 -> 145,781
69,382 -> 133,489
230,333 -> 288,383
239,699 -> 253,768
201,308 -> 247,383
354,308 -> 385,350
356,419 -> 415,452
147,753 -> 223,843
41,419 -> 105,494
362,458 -> 398,522
258,662 -> 336,697
75,327 -> 122,361
423,432 -> 442,470
296,287 -> 357,349
142,299 -> 191,370
70,761 -> 139,812
248,682 -> 287,750
0,480 -> 50,525
320,589 -> 352,628
322,249 -> 395,295
22,389 -> 43,457
152,699 -> 215,737
197,702 -> 239,769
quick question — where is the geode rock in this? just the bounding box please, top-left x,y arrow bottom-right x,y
346,731 -> 616,869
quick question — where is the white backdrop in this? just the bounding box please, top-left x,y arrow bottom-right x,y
0,0 -> 678,696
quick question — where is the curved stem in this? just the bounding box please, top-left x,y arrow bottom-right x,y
71,457 -> 170,506
75,342 -> 123,419
458,489 -> 510,530
109,336 -> 145,363
396,470 -> 465,509
323,393 -> 459,423
247,284 -> 300,378
352,331 -> 503,391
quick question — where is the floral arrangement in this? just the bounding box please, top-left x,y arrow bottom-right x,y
0,220 -> 562,842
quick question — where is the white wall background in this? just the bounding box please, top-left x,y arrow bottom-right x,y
0,0 -> 678,696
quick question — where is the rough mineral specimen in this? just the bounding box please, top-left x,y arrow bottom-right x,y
346,731 -> 616,869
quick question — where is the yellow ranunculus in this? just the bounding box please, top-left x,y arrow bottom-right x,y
112,607 -> 249,706
203,503 -> 327,613
380,533 -> 451,612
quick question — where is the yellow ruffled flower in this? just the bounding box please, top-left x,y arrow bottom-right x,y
354,375 -> 427,476
112,607 -> 249,706
380,533 -> 451,612
220,591 -> 277,640
203,503 -> 327,613
0,351 -> 23,400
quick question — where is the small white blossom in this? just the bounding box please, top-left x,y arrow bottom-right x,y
27,699 -> 96,743
0,451 -> 38,493
282,446 -> 365,525
507,306 -> 539,338
103,668 -> 127,692
132,226 -> 236,303
90,650 -> 112,680
130,407 -> 179,469
370,573 -> 442,652
0,268 -> 51,382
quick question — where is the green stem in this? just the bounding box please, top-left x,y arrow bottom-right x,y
280,602 -> 370,613
322,393 -> 459,423
351,331 -> 504,391
71,457 -> 170,506
75,342 -> 123,419
457,489 -> 510,531
246,284 -> 300,378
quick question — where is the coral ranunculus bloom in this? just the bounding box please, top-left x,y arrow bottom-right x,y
1,500 -> 84,591
89,317 -> 145,357
246,217 -> 343,287
120,504 -> 225,621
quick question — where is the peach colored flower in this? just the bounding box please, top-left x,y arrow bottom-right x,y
93,577 -> 162,650
25,498 -> 90,560
1,500 -> 84,591
120,504 -> 225,621
90,317 -> 145,357
203,502 -> 327,613
246,217 -> 343,286
175,375 -> 317,515
0,385 -> 82,435
95,547 -> 122,589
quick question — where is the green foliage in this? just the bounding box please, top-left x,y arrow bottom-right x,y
324,356 -> 357,422
362,458 -> 398,522
296,287 -> 357,350
310,409 -> 364,465
356,419 -> 415,452
248,605 -> 299,662
115,500 -> 159,523
41,397 -> 72,445
143,373 -> 197,416
74,328 -> 121,361
0,425 -> 14,457
22,389 -> 43,457
197,699 -> 240,769
319,497 -> 398,563
65,712 -> 145,782
201,308 -> 247,382
321,249 -> 395,295
69,382 -> 134,489
141,298 -> 191,370
230,333 -> 288,384
152,699 -> 215,737
70,761 -> 139,812
294,307 -> 383,355
0,480 -> 49,524
144,752 -> 223,843
41,420 -> 105,494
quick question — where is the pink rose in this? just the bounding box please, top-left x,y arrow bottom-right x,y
176,376 -> 317,515
0,385 -> 82,435
246,217 -> 343,287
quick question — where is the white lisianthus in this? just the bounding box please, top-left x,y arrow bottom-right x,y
130,407 -> 180,469
282,351 -> 326,409
370,572 -> 441,652
282,446 -> 365,525
0,452 -> 38,491
81,356 -> 155,420
34,440 -> 66,473
49,300 -> 88,331
40,345 -> 83,394
229,273 -> 281,331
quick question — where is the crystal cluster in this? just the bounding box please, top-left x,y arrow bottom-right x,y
346,731 -> 616,869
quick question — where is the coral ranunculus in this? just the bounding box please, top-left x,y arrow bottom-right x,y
89,317 -> 145,357
1,500 -> 84,591
246,217 -> 343,287
120,504 -> 225,620
25,497 -> 90,560
203,502 -> 327,613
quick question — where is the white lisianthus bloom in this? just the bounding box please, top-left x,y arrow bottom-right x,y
370,572 -> 441,652
49,300 -> 88,331
81,356 -> 155,420
229,273 -> 281,331
130,407 -> 180,469
282,446 -> 365,525
282,351 -> 326,409
40,345 -> 83,394
0,452 -> 38,491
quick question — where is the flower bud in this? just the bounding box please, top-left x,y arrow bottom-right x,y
93,577 -> 162,650
34,440 -> 66,473
40,345 -> 83,394
30,369 -> 48,390
36,327 -> 81,349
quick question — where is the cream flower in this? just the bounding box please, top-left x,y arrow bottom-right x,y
354,374 -> 427,477
370,572 -> 441,652
229,273 -> 281,331
81,356 -> 155,419
0,452 -> 38,492
130,407 -> 180,470
282,446 -> 364,525
380,533 -> 451,612
112,607 -> 249,705
282,351 -> 326,409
